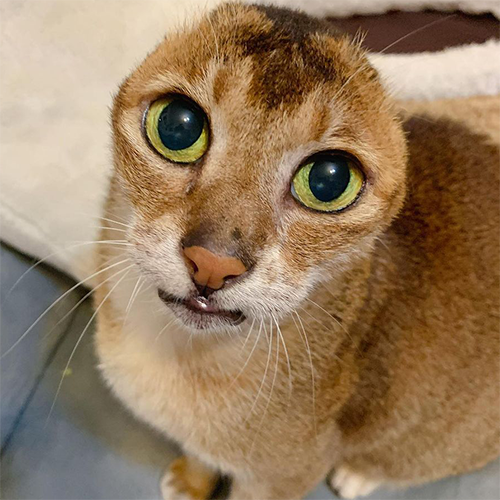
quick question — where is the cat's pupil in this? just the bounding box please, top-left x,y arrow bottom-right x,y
157,99 -> 204,151
308,157 -> 351,202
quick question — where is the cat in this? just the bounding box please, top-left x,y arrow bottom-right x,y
94,3 -> 500,499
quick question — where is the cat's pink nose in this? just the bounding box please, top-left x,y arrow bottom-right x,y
183,245 -> 247,291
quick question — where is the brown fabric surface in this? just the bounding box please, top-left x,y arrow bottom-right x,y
328,10 -> 499,53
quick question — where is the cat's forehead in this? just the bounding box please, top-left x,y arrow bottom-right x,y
213,4 -> 344,110
123,3 -> 376,115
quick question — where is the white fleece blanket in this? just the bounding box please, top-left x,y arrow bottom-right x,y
1,0 -> 499,282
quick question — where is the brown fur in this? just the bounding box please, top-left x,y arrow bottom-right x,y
94,3 -> 500,499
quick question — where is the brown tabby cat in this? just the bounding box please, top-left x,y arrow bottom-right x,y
94,3 -> 500,499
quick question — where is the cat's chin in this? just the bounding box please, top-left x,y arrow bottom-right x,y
158,289 -> 246,331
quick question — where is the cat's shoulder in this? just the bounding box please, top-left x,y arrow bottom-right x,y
394,97 -> 499,247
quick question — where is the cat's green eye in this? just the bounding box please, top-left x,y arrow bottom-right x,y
145,96 -> 209,163
291,154 -> 364,212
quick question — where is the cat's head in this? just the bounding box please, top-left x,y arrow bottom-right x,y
111,2 -> 407,332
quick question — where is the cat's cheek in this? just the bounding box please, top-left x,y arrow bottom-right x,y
128,220 -> 194,298
217,248 -> 314,320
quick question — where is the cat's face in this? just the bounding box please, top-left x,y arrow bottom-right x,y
111,3 -> 407,332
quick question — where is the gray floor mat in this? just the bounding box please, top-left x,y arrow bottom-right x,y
1,243 -> 82,450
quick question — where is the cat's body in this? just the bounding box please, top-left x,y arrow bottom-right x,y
94,4 -> 499,499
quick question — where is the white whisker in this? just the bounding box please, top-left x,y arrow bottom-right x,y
43,264 -> 137,341
304,298 -> 360,355
249,320 -> 280,455
72,240 -> 132,247
298,305 -> 348,362
98,216 -> 133,229
273,314 -> 292,400
155,318 -> 176,341
93,226 -> 129,234
1,258 -> 131,358
292,310 -> 317,440
246,320 -> 273,420
46,267 -> 132,424
333,15 -> 456,103
3,240 -> 128,301
240,318 -> 256,352
229,319 -> 261,389
378,14 -> 456,55
123,277 -> 145,326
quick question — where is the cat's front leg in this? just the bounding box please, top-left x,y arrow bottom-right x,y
161,455 -> 220,500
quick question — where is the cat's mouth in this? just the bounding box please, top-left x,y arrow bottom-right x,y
158,289 -> 245,329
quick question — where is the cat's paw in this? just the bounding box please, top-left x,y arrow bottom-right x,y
161,457 -> 218,500
327,466 -> 380,499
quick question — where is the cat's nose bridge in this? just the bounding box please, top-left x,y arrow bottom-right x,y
183,178 -> 274,270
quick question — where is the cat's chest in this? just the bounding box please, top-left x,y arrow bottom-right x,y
95,310 -> 273,462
